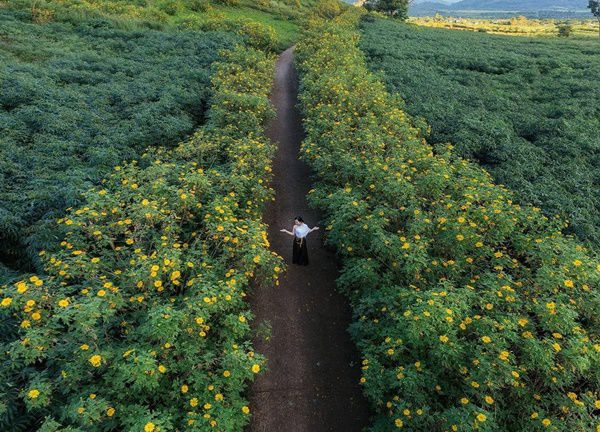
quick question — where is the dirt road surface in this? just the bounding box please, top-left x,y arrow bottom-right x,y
247,48 -> 370,432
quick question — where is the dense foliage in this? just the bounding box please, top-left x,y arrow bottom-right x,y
0,9 -> 240,273
4,0 -> 337,49
359,18 -> 600,249
297,9 -> 600,432
0,42 -> 281,431
363,0 -> 408,19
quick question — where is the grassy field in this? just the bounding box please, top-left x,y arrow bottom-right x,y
409,15 -> 599,38
360,16 -> 600,249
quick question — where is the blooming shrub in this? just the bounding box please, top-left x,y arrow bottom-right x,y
296,9 -> 600,432
0,8 -> 239,273
0,46 -> 281,431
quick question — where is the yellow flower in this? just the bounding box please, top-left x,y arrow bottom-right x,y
253,255 -> 261,264
456,234 -> 464,241
242,406 -> 250,414
80,344 -> 89,350
439,335 -> 449,343
215,393 -> 223,401
181,385 -> 188,394
144,422 -> 155,432
58,299 -> 70,307
531,412 -> 539,419
476,413 -> 487,422
251,364 -> 261,373
485,396 -> 494,404
190,398 -> 198,407
542,419 -> 551,427
595,400 -> 600,409
28,389 -> 40,398
89,354 -> 102,367
573,259 -> 582,266
395,418 -> 404,428
552,343 -> 561,352
97,290 -> 106,297
481,336 -> 491,343
217,225 -> 224,232
564,280 -> 574,288
31,312 -> 41,321
460,397 -> 469,405
223,370 -> 231,377
158,365 -> 167,373
1,297 -> 12,307
107,407 -> 115,417
498,351 -> 510,361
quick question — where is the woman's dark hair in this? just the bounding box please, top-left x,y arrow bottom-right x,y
295,216 -> 304,223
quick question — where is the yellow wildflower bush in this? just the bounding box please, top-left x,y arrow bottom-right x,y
296,9 -> 600,432
0,46 -> 281,431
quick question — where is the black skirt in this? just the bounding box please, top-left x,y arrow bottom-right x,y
292,236 -> 309,265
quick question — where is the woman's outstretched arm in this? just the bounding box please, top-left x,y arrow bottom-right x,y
280,227 -> 295,236
308,226 -> 320,234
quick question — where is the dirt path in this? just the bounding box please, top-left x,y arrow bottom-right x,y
247,48 -> 370,432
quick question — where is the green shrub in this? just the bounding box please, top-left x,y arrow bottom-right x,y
0,44 -> 281,431
296,9 -> 600,432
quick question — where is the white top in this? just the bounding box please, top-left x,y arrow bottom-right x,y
293,223 -> 310,238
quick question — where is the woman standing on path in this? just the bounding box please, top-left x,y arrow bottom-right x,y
280,216 -> 319,265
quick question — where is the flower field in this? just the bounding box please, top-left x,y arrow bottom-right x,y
0,8 -> 241,277
359,17 -> 600,250
297,9 -> 600,432
0,38 -> 281,432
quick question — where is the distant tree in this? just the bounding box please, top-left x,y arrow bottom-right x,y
556,21 -> 573,37
364,0 -> 409,20
589,0 -> 600,37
